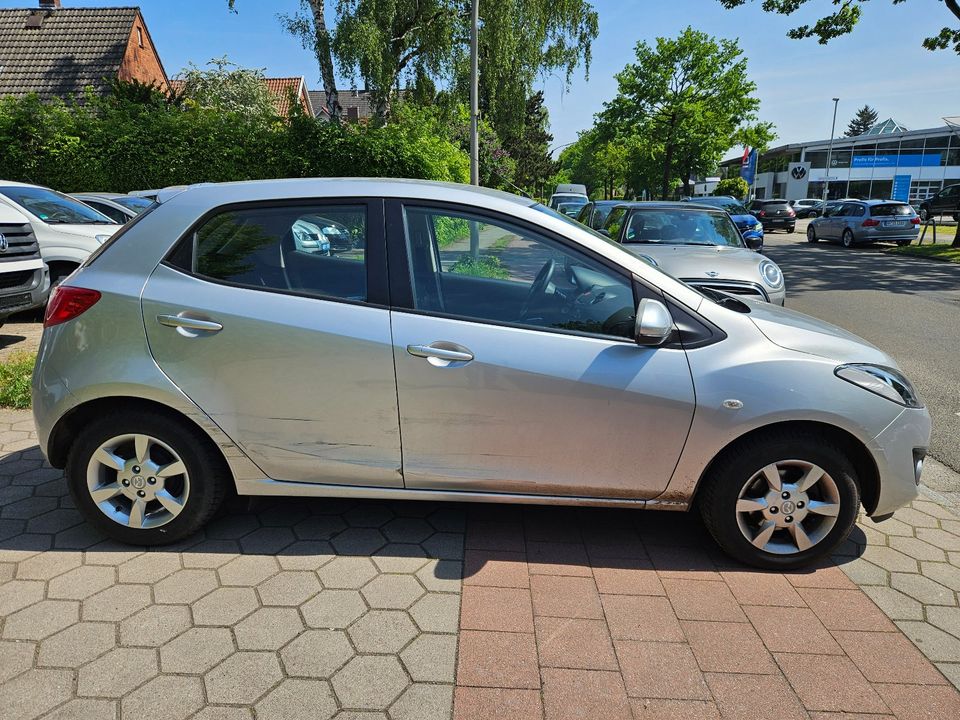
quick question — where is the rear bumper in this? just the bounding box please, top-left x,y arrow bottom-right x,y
867,406 -> 931,517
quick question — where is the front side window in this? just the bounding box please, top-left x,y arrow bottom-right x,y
0,186 -> 114,224
602,206 -> 628,239
403,206 -> 637,340
85,201 -> 129,224
623,209 -> 744,248
185,204 -> 367,301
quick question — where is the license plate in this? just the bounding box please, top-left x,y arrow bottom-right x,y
883,221 -> 907,228
0,292 -> 31,310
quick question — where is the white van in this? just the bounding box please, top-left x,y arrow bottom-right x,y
0,202 -> 50,327
0,181 -> 122,285
549,183 -> 588,210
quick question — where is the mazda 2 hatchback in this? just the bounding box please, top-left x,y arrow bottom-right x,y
32,179 -> 930,569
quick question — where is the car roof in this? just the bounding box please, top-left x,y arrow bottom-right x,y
74,192 -> 126,199
611,201 -> 725,213
590,199 -> 623,206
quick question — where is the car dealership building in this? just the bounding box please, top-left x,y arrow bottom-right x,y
709,119 -> 960,204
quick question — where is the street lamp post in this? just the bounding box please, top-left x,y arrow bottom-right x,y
822,97 -> 840,205
469,0 -> 479,187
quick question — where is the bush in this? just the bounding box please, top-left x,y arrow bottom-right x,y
450,254 -> 509,279
0,352 -> 35,409
713,177 -> 749,199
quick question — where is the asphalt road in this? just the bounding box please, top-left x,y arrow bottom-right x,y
763,220 -> 960,473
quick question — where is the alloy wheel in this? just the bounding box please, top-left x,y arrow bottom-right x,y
86,433 -> 190,529
735,459 -> 841,556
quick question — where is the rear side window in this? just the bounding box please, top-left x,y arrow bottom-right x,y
602,206 -> 627,239
840,203 -> 865,217
177,204 -> 367,302
870,204 -> 913,217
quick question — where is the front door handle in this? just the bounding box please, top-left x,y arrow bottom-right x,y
406,343 -> 474,364
157,314 -> 223,333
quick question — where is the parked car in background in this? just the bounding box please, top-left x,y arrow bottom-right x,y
790,198 -> 823,219
601,202 -> 785,305
557,199 -> 588,217
0,202 -> 50,326
34,178 -> 929,569
807,200 -> 920,248
549,183 -> 589,211
748,199 -> 796,233
575,200 -> 623,230
72,193 -> 154,224
683,196 -> 764,250
0,181 -> 122,286
918,183 -> 960,222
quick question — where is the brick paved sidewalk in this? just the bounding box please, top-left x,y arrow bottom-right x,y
3,407 -> 960,719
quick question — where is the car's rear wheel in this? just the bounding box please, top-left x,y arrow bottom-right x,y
66,410 -> 228,545
919,208 -> 929,222
897,239 -> 911,247
842,229 -> 855,248
807,226 -> 818,243
699,432 -> 860,569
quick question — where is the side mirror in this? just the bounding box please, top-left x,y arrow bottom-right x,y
744,235 -> 763,251
634,298 -> 673,346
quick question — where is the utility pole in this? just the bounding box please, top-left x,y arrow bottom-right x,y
822,97 -> 840,205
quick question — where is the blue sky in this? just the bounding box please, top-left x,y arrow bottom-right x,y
6,0 -> 959,157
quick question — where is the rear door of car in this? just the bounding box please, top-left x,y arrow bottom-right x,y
141,198 -> 404,487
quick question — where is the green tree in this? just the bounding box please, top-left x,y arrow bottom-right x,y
717,0 -> 960,56
175,56 -> 277,118
845,104 -> 879,137
599,27 -> 769,200
713,177 -> 749,199
500,91 -> 556,196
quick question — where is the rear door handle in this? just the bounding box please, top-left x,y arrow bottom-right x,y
157,314 -> 223,333
406,343 -> 474,363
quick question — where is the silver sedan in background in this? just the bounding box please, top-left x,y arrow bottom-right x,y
33,179 -> 929,569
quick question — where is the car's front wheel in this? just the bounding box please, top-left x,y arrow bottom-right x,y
66,410 -> 229,545
699,432 -> 860,569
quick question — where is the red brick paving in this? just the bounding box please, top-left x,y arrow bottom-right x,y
452,507 -> 960,720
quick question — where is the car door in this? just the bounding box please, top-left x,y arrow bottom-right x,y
386,201 -> 696,499
141,199 -> 404,487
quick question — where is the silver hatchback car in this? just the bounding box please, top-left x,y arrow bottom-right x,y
32,179 -> 930,569
807,199 -> 920,248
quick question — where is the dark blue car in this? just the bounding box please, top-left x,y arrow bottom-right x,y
684,196 -> 765,251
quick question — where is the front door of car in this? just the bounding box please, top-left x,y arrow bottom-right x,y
386,202 -> 697,499
141,199 -> 404,487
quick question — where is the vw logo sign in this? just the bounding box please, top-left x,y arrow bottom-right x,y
791,165 -> 807,180
0,234 -> 7,253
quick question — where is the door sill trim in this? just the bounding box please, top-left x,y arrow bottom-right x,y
235,477 -> 689,510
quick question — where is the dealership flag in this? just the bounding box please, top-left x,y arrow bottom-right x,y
740,148 -> 758,186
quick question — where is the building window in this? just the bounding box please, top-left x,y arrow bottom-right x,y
870,180 -> 893,199
137,27 -> 143,48
909,180 -> 943,204
847,181 -> 871,199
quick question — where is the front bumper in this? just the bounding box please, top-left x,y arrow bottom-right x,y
867,406 -> 931,517
0,266 -> 50,320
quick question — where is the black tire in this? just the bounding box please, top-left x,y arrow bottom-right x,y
919,208 -> 929,222
807,226 -> 818,243
66,410 -> 229,545
842,229 -> 855,248
698,431 -> 860,570
897,239 -> 911,247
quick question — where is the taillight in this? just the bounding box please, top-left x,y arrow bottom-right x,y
787,208 -> 796,216
44,286 -> 101,328
757,210 -> 766,217
862,218 -> 880,227
911,217 -> 921,225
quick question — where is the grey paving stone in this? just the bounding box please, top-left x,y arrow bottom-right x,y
292,515 -> 347,541
0,668 -> 74,720
82,583 -> 152,621
239,526 -> 296,554
838,557 -> 887,586
233,606 -> 304,650
37,622 -> 116,668
0,640 -> 35,683
361,574 -> 425,609
117,551 -> 181,584
390,683 -> 453,720
917,527 -> 960,551
120,604 -> 192,647
896,507 -> 940,528
121,675 -> 204,720
318,556 -> 378,589
348,610 -> 418,654
889,535 -> 949,562
153,568 -> 218,604
896,620 -> 960,663
332,655 -> 409,710
46,565 -> 115,600
41,698 -> 117,720
343,505 -> 394,529
370,544 -> 430,574
861,585 -> 925,621
255,678 -> 337,720
921,561 -> 960,592
861,545 -> 920,573
410,593 -> 461,633
276,541 -> 335,570
382,518 -> 433,544
191,707 -> 253,720
420,533 -> 465,560
180,540 -> 240,569
3,599 -> 80,640
927,606 -> 960,640
331,528 -> 387,556
301,589 -> 368,629
400,633 -> 457,682
77,647 -> 158,698
217,555 -> 280,586
191,587 -> 259,626
256,570 -> 321,606
281,629 -> 355,678
330,713 -> 388,720
204,651 -> 283,705
416,560 -> 463,593
936,662 -> 960,689
0,579 -> 44,615
160,627 -> 235,674
891,572 -> 957,606
16,550 -> 82,580
913,500 -> 958,520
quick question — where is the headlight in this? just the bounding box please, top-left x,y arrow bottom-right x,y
636,253 -> 659,268
95,234 -> 110,244
321,227 -> 339,235
835,364 -> 923,408
759,260 -> 783,288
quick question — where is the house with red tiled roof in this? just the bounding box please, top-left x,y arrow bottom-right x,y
169,75 -> 313,118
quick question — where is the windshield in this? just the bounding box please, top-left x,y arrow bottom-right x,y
532,203 -> 622,245
0,186 -> 115,224
112,196 -> 155,213
623,209 -> 744,247
549,193 -> 586,209
693,197 -> 749,214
